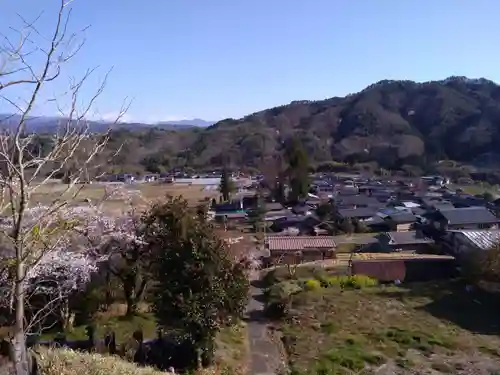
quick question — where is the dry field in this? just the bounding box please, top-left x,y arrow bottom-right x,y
28,182 -> 219,213
272,276 -> 500,375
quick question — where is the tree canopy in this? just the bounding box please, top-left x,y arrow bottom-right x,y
142,196 -> 249,367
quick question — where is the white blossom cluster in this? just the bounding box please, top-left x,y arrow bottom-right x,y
0,185 -> 144,301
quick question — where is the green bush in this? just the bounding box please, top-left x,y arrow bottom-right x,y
266,280 -> 303,301
262,266 -> 327,287
265,280 -> 303,318
322,275 -> 377,290
303,279 -> 322,291
350,275 -> 378,289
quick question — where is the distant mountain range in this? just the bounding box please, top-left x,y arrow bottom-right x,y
0,114 -> 214,133
157,119 -> 214,127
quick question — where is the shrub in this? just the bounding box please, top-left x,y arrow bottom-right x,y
322,275 -> 377,290
302,279 -> 322,291
265,281 -> 303,318
262,266 -> 327,287
266,280 -> 303,301
349,275 -> 378,289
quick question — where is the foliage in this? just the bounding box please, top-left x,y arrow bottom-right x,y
142,196 -> 249,367
247,192 -> 266,233
264,280 -> 303,318
339,218 -> 354,235
100,210 -> 152,316
353,220 -> 369,233
323,275 -> 378,289
462,242 -> 500,284
262,266 -> 327,287
302,279 -> 321,291
482,191 -> 495,202
285,137 -> 310,202
315,202 -> 333,222
70,77 -> 500,177
218,169 -> 235,202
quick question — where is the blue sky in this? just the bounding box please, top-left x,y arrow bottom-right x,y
0,0 -> 498,123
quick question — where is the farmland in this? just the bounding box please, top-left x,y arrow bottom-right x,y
28,182 -> 219,212
263,267 -> 500,375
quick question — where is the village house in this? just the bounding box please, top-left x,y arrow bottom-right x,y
264,236 -> 336,266
376,230 -> 435,253
427,206 -> 499,231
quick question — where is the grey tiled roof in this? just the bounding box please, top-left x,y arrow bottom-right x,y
335,194 -> 380,207
386,231 -> 434,245
438,207 -> 498,225
338,207 -> 379,218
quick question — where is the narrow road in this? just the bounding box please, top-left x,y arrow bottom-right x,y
245,271 -> 284,375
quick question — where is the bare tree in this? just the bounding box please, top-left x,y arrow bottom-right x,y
0,1 -> 128,374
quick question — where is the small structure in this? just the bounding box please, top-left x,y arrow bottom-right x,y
265,235 -> 336,266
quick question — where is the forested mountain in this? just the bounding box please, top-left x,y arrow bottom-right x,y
183,76 -> 500,170
15,76 -> 500,175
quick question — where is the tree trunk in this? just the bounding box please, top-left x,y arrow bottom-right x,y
123,278 -> 138,316
61,301 -> 75,332
122,274 -> 148,317
13,261 -> 29,375
125,297 -> 137,316
105,269 -> 112,310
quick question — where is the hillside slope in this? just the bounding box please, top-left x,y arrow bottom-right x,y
185,76 -> 500,169
19,76 -> 500,173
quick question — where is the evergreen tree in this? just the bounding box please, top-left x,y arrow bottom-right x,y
248,191 -> 266,234
219,168 -> 235,202
142,196 -> 249,368
272,174 -> 286,204
340,218 -> 354,235
285,137 -> 310,202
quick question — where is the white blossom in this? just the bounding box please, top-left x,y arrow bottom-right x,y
0,185 -> 144,303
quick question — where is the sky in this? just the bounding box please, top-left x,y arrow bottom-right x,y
0,0 -> 499,123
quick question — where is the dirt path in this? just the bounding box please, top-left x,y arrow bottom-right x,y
245,271 -> 285,375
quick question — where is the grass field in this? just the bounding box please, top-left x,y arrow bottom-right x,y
277,279 -> 500,374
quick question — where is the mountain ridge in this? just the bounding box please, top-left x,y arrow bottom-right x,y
5,76 -> 500,177
177,75 -> 500,170
0,114 -> 212,132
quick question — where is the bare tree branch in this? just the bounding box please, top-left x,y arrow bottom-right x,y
0,1 -> 130,374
